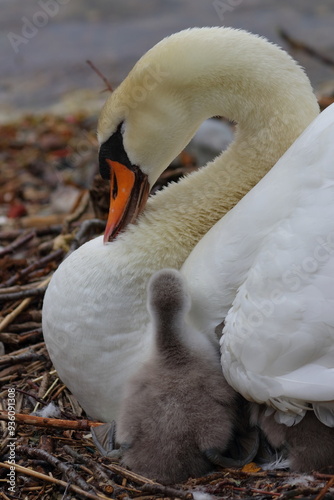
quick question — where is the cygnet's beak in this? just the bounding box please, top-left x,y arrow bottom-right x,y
103,159 -> 150,243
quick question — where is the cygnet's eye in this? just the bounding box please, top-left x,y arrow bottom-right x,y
99,122 -> 132,180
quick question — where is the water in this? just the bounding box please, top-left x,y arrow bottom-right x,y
1,0 -> 334,118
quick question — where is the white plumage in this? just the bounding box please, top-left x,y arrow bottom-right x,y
182,103 -> 334,425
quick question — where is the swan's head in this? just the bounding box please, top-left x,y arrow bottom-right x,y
97,27 -> 236,242
97,27 -> 319,242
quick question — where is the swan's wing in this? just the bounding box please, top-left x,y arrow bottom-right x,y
182,104 -> 334,422
222,237 -> 334,421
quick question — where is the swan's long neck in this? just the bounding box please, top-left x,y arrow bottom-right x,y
100,27 -> 319,268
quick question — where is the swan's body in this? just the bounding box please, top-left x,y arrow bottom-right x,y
42,27 -> 319,422
182,103 -> 334,425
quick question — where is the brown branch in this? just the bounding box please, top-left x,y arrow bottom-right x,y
0,225 -> 62,241
0,287 -> 46,302
14,388 -> 48,406
86,60 -> 113,92
141,483 -> 193,499
104,462 -> 158,486
0,410 -> 104,430
2,248 -> 63,288
0,277 -> 51,332
0,349 -> 46,367
0,230 -> 35,258
315,475 -> 334,500
63,445 -> 112,483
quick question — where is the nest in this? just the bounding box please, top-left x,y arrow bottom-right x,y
0,109 -> 334,500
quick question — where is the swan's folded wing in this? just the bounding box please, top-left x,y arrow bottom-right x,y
183,104 -> 334,423
220,103 -> 334,421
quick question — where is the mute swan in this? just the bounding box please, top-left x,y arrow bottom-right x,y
42,27 -> 319,422
104,269 -> 258,484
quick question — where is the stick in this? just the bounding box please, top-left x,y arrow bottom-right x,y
0,287 -> 46,302
0,350 -> 46,367
141,483 -> 193,499
0,225 -> 62,241
0,277 -> 51,332
315,475 -> 334,500
104,463 -> 158,486
63,445 -> 111,483
86,60 -> 113,92
0,230 -> 35,258
0,410 -> 104,430
2,249 -> 63,288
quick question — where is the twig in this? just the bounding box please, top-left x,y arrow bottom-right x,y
33,376 -> 59,412
0,276 -> 51,332
63,190 -> 91,232
0,349 -> 46,367
0,287 -> 47,302
0,230 -> 35,258
279,28 -> 334,68
104,463 -> 158,486
0,340 -> 45,358
0,225 -> 62,241
63,445 -> 111,483
86,60 -> 113,92
2,249 -> 63,288
14,388 -> 48,406
0,461 -> 111,500
315,475 -> 334,500
16,445 -> 98,495
141,483 -> 193,499
0,410 -> 104,430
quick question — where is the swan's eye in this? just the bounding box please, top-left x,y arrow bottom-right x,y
99,122 -> 132,180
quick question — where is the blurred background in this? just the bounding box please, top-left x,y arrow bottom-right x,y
1,0 -> 334,120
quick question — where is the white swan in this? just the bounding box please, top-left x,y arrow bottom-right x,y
42,27 -> 319,422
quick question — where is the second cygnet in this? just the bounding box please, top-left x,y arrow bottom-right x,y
253,405 -> 334,471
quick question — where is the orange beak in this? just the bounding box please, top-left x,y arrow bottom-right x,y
103,159 -> 150,243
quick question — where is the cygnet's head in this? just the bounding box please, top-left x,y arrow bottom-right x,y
116,269 -> 258,484
253,405 -> 334,472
